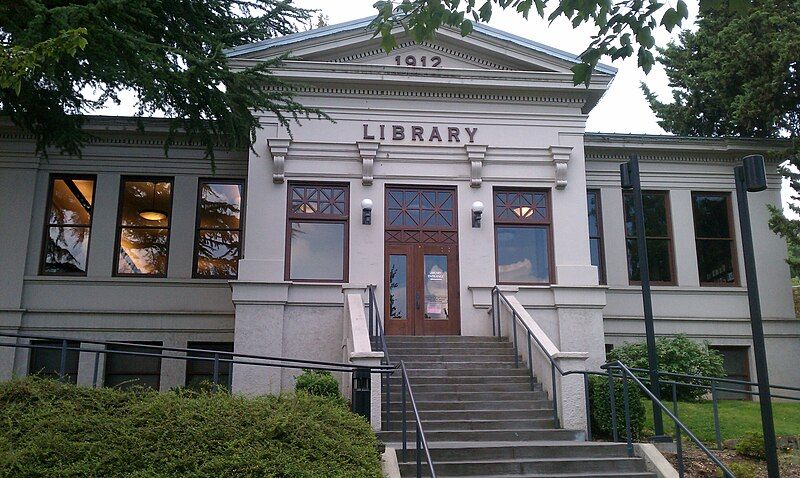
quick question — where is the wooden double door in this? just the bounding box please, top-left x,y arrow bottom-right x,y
384,187 -> 461,336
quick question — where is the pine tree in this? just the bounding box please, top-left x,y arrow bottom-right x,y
0,0 -> 323,162
642,0 -> 800,278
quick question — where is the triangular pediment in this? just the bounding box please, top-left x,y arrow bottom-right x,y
227,17 -> 616,76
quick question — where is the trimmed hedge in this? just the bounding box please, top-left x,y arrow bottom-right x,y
295,369 -> 344,405
608,335 -> 726,401
588,374 -> 647,440
0,377 -> 382,478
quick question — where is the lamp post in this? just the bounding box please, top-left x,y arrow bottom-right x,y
734,154 -> 780,478
619,155 -> 667,440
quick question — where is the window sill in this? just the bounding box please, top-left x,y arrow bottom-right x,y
24,276 -> 232,286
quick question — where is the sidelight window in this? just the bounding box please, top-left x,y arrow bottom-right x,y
286,183 -> 349,282
41,175 -> 96,275
115,178 -> 173,276
623,191 -> 675,284
194,180 -> 245,278
493,189 -> 553,284
692,192 -> 738,285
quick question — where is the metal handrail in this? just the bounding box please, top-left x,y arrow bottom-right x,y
400,360 -> 437,478
603,361 -> 736,478
368,285 -> 392,366
624,365 -> 800,395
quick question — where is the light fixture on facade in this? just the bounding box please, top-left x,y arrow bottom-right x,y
361,198 -> 373,225
138,182 -> 168,222
471,200 -> 484,228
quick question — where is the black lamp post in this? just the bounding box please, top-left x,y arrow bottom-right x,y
619,155 -> 667,440
734,154 -> 780,477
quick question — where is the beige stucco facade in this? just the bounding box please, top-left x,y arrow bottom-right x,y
0,18 -> 798,397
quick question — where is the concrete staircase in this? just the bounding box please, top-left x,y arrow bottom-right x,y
377,336 -> 656,478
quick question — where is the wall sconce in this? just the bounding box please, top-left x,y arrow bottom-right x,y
471,200 -> 484,228
361,198 -> 373,225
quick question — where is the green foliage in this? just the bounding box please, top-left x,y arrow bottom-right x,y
720,461 -> 758,478
0,0 -> 325,163
295,369 -> 345,405
0,28 -> 87,95
588,374 -> 646,440
737,432 -> 768,460
0,377 -> 382,477
370,0 -> 749,86
608,335 -> 726,401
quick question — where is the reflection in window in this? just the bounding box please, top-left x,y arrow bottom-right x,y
29,340 -> 80,383
116,179 -> 173,276
692,192 -> 737,284
389,255 -> 407,319
286,183 -> 349,282
195,181 -> 244,278
42,176 -> 96,275
623,191 -> 674,284
494,189 -> 552,284
587,190 -> 605,284
104,342 -> 162,390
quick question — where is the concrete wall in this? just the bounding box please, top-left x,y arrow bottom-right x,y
0,120 -> 246,390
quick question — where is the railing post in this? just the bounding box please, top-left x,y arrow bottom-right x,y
584,373 -> 592,441
673,383 -> 685,478
608,368 -> 619,442
711,379 -> 722,450
212,353 -> 220,392
59,339 -> 68,382
416,423 -> 422,478
491,289 -> 497,337
92,350 -> 100,388
551,362 -> 559,428
622,372 -> 633,457
496,294 -> 501,338
512,311 -> 519,368
527,332 -> 534,390
368,286 -> 375,338
386,371 -> 392,430
402,372 -> 408,462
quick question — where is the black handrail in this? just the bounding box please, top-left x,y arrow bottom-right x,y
0,331 -> 394,418
400,360 -> 437,478
603,361 -> 736,478
624,366 -> 800,396
366,285 -> 436,478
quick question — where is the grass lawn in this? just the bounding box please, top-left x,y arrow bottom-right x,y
643,399 -> 800,444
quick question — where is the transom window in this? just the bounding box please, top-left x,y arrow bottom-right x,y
194,180 -> 244,279
493,189 -> 553,284
115,178 -> 174,276
387,188 -> 455,230
41,175 -> 96,275
623,191 -> 675,284
286,183 -> 349,282
692,192 -> 738,285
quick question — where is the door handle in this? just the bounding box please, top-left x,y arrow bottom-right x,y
415,292 -> 421,310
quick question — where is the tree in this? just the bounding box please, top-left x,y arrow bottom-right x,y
641,0 -> 800,276
370,0 -> 751,86
1,0 -> 323,162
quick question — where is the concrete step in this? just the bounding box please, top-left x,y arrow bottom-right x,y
400,361 -> 522,369
387,374 -> 534,386
411,399 -> 554,411
383,409 -> 555,422
389,441 -> 638,462
384,390 -> 550,402
393,353 -> 518,363
402,368 -> 531,378
398,456 -> 649,476
377,428 -> 584,443
419,418 -> 557,431
386,382 -> 542,393
385,336 -> 505,344
387,344 -> 514,353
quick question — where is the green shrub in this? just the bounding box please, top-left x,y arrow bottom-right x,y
588,374 -> 646,440
0,376 -> 381,477
607,335 -> 726,401
295,369 -> 344,404
719,461 -> 758,478
736,432 -> 767,460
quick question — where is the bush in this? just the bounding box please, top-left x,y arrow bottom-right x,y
295,369 -> 344,404
588,374 -> 647,440
607,335 -> 726,401
720,461 -> 758,478
0,377 -> 382,477
736,432 -> 767,460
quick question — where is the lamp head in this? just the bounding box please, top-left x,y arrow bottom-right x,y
742,155 -> 768,192
361,198 -> 373,210
619,162 -> 634,190
471,200 -> 484,213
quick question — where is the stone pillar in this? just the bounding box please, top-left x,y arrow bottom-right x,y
554,352 -> 589,432
159,337 -> 187,392
77,343 -> 106,388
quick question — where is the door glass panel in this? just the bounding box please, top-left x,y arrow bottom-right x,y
424,255 -> 449,320
388,255 -> 407,320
